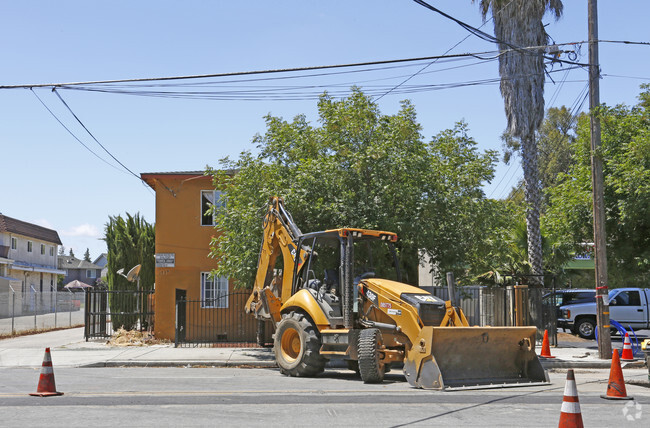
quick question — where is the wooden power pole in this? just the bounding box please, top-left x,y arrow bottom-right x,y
588,0 -> 612,359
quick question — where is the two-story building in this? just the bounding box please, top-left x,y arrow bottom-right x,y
0,214 -> 65,317
141,171 -> 243,342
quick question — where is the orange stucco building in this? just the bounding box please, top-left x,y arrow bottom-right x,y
141,171 -> 237,341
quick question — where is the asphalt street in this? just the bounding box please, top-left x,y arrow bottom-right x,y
1,366 -> 648,427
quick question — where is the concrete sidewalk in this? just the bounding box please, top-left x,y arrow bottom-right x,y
0,327 -> 646,370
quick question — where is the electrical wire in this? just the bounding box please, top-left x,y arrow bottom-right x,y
29,88 -> 128,175
55,66 -> 585,101
502,83 -> 590,201
52,89 -> 142,182
0,52 -> 506,90
374,0 -> 520,102
602,74 -> 650,81
412,0 -> 589,68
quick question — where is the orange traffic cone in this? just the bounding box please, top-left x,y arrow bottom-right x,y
620,333 -> 635,361
540,329 -> 555,358
29,348 -> 63,397
601,349 -> 633,400
558,369 -> 584,428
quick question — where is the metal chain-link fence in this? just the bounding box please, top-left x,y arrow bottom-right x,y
0,287 -> 85,335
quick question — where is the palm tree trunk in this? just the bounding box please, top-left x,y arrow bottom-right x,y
521,134 -> 544,286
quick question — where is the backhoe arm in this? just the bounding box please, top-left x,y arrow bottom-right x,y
245,197 -> 308,322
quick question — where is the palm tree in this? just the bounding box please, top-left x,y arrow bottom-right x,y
474,0 -> 563,286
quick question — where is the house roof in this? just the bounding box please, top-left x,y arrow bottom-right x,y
140,169 -> 238,190
58,255 -> 102,270
93,253 -> 108,264
0,214 -> 62,245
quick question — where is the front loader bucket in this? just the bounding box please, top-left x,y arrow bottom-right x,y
403,326 -> 549,390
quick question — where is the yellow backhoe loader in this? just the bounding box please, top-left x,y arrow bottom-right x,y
246,197 -> 548,389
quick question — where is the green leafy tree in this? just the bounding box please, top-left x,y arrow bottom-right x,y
68,248 -> 75,258
474,0 -> 564,285
104,213 -> 155,329
545,85 -> 650,287
83,248 -> 91,262
208,90 -> 498,288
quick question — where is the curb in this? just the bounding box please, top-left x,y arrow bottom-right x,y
541,359 -> 646,369
78,359 -> 646,370
80,360 -> 279,368
80,359 -> 351,369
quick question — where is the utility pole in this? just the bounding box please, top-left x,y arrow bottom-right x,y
588,0 -> 611,359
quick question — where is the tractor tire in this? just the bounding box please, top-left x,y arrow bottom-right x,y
358,328 -> 385,384
273,311 -> 326,377
575,318 -> 596,340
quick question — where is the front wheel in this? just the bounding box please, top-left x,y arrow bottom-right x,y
358,328 -> 385,384
575,318 -> 596,340
273,311 -> 326,377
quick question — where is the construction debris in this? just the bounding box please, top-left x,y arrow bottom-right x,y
107,328 -> 170,347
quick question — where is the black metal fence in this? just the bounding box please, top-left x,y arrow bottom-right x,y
424,286 -> 557,345
175,292 -> 259,347
84,289 -> 155,340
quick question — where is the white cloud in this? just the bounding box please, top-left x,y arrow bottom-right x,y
61,224 -> 101,238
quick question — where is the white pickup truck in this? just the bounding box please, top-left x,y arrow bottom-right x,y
559,288 -> 650,339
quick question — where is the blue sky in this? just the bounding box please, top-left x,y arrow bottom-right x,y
1,1 -> 648,260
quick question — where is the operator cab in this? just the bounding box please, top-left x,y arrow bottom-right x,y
294,228 -> 402,328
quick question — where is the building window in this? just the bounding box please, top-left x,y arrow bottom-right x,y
200,272 -> 228,308
50,246 -> 54,256
27,241 -> 33,252
11,237 -> 17,250
41,244 -> 45,255
201,190 -> 225,226
86,269 -> 97,279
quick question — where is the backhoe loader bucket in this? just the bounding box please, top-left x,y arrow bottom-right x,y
403,326 -> 549,390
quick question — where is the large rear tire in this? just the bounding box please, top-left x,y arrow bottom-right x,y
274,311 -> 326,377
358,328 -> 385,384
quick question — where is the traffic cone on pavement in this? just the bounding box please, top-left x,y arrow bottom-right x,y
620,333 -> 635,361
29,348 -> 63,397
601,349 -> 633,400
558,369 -> 584,428
540,329 -> 555,358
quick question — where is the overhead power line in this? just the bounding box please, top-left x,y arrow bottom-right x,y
412,0 -> 589,68
0,47 -> 583,91
52,88 -> 142,182
29,88 -> 128,175
0,52 -> 501,89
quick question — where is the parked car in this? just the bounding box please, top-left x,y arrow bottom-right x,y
559,288 -> 650,339
543,289 -> 596,308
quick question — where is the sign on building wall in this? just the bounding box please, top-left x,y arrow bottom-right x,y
155,253 -> 175,268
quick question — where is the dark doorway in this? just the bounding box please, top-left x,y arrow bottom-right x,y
175,289 -> 187,344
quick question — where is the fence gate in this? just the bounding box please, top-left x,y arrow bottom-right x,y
84,289 -> 154,340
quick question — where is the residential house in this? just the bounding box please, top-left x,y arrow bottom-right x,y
93,253 -> 108,279
0,214 -> 65,317
141,171 -> 240,341
58,255 -> 103,287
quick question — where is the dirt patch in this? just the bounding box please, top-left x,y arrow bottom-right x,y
107,328 -> 171,346
557,332 -> 591,343
0,325 -> 84,341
